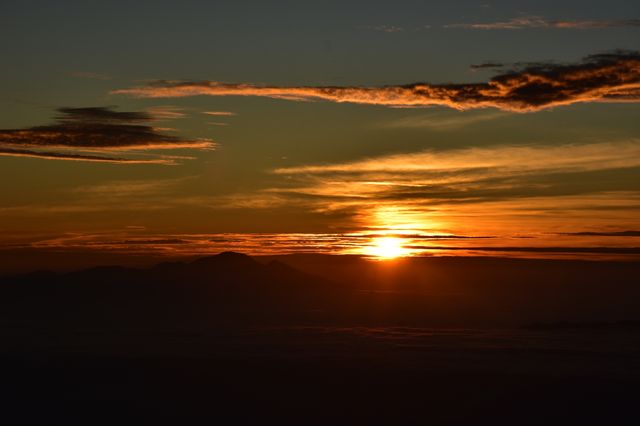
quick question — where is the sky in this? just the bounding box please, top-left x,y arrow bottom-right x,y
1,0 -> 639,266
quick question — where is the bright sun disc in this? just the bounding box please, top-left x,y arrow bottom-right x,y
367,237 -> 410,259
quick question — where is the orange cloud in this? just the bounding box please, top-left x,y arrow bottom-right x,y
253,141 -> 640,238
0,148 -> 174,164
113,52 -> 640,112
202,111 -> 237,116
273,141 -> 640,175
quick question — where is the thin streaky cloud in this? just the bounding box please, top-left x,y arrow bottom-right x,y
0,106 -> 215,164
358,25 -> 405,33
558,230 -> 640,237
113,52 -> 640,112
8,231 -> 639,260
202,142 -> 640,213
469,62 -> 506,71
245,141 -> 640,236
446,16 -> 640,30
146,106 -> 186,120
382,111 -> 506,130
202,111 -> 237,116
273,141 -> 640,175
405,245 -> 640,254
0,148 -> 174,164
70,177 -> 196,196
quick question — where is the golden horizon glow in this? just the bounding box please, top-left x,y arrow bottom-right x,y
364,236 -> 412,259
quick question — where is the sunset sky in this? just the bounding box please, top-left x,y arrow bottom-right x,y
1,0 -> 639,267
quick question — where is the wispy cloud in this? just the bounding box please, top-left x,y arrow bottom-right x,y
559,230 -> 640,237
273,141 -> 640,175
70,177 -> 196,197
202,111 -> 236,126
382,111 -> 506,130
358,24 -> 433,33
202,111 -> 237,116
113,52 -> 640,112
446,16 -> 640,30
254,141 -> 640,237
145,106 -> 186,120
405,245 -> 640,255
69,71 -> 112,80
0,107 -> 215,164
358,24 -> 405,33
0,148 -> 171,164
469,62 -> 506,71
0,177 -> 200,215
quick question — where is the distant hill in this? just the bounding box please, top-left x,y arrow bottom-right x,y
0,252 -> 346,328
2,252 -> 640,328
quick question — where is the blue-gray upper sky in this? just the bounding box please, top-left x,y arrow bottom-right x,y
2,0 -> 639,108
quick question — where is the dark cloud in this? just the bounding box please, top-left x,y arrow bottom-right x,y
560,231 -> 640,237
114,52 -> 640,112
406,245 -> 640,255
56,106 -> 150,123
357,233 -> 493,239
0,107 -> 215,164
110,239 -> 188,245
469,62 -> 506,71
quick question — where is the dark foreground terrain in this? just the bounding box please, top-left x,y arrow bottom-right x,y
1,252 -> 639,425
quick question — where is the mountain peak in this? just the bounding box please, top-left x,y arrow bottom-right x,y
190,251 -> 258,269
217,251 -> 251,259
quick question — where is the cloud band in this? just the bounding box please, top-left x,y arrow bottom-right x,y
0,107 -> 215,164
113,52 -> 640,112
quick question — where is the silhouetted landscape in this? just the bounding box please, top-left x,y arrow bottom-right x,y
2,253 -> 639,424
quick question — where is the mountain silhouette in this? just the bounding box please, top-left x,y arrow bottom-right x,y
0,252 -> 347,328
2,252 -> 640,329
2,253 -> 640,425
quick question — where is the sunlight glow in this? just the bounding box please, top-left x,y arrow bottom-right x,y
365,236 -> 411,259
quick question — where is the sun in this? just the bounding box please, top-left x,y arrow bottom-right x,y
366,237 -> 411,259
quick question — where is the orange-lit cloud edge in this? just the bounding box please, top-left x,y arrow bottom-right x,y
113,52 -> 640,112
